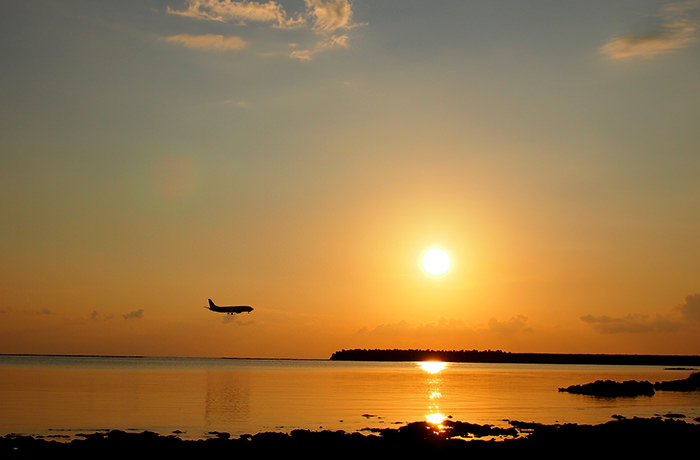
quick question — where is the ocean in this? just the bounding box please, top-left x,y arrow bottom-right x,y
1,355 -> 698,440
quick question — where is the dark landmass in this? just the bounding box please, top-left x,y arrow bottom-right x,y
558,379 -> 656,397
3,417 -> 700,459
653,371 -> 700,391
330,349 -> 700,366
559,371 -> 700,397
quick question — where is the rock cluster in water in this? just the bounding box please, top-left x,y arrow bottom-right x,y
558,379 -> 655,397
653,371 -> 700,391
558,371 -> 700,397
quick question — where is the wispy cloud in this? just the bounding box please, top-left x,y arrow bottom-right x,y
289,1 -> 360,60
488,315 -> 531,334
123,309 -> 144,320
361,318 -> 472,337
601,0 -> 700,59
223,314 -> 255,325
305,0 -> 360,33
581,293 -> 700,334
90,310 -> 115,321
167,0 -> 305,29
289,34 -> 348,61
165,0 -> 363,60
676,293 -> 700,321
361,315 -> 532,337
163,33 -> 248,51
580,313 -> 670,334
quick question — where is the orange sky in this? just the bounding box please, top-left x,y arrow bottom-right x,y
1,1 -> 699,358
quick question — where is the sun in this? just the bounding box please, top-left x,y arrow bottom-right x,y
422,248 -> 451,276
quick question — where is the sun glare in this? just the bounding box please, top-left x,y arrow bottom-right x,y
422,248 -> 450,276
425,412 -> 447,426
419,361 -> 447,374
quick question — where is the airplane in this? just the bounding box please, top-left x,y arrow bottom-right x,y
205,298 -> 253,315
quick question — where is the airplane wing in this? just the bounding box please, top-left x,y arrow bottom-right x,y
221,306 -> 253,313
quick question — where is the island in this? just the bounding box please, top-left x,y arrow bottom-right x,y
330,349 -> 700,366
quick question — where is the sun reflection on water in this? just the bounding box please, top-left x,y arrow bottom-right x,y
425,412 -> 447,426
419,361 -> 448,429
419,361 -> 447,374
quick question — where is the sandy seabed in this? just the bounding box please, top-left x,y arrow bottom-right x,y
2,416 -> 699,460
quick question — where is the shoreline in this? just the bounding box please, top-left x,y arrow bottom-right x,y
3,417 -> 700,459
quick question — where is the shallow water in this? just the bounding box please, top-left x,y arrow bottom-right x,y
1,355 -> 698,439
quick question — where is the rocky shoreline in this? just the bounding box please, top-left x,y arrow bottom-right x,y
3,417 -> 699,459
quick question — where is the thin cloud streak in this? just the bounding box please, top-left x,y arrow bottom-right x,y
601,0 -> 699,59
360,315 -> 532,337
163,33 -> 248,51
580,314 -> 662,334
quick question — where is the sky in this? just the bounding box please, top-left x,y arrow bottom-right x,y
1,0 -> 699,359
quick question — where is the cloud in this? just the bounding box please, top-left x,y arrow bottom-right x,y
676,293 -> 700,321
581,293 -> 700,334
360,315 -> 532,337
166,0 -> 363,60
601,0 -> 700,59
305,0 -> 360,33
0,307 -> 50,316
90,310 -> 115,321
123,309 -> 144,320
488,315 -> 531,334
580,312 -> 681,334
580,313 -> 658,334
360,318 -> 472,336
24,308 -> 52,316
223,314 -> 255,325
163,33 -> 248,51
289,34 -> 348,61
167,0 -> 305,29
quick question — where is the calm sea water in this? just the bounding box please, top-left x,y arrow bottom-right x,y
1,355 -> 698,439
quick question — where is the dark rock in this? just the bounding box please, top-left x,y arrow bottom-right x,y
2,419 -> 700,459
654,371 -> 700,391
558,379 -> 655,397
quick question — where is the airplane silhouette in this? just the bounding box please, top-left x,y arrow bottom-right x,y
206,298 -> 253,315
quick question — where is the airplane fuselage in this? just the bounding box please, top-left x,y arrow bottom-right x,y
207,299 -> 253,315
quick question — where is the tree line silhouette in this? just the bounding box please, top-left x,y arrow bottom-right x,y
329,349 -> 700,366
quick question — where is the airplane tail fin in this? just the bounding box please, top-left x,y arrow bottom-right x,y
208,298 -> 216,308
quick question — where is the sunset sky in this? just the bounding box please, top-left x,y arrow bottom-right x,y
2,0 -> 699,359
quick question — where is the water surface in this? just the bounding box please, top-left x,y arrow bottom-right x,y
1,355 -> 697,439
